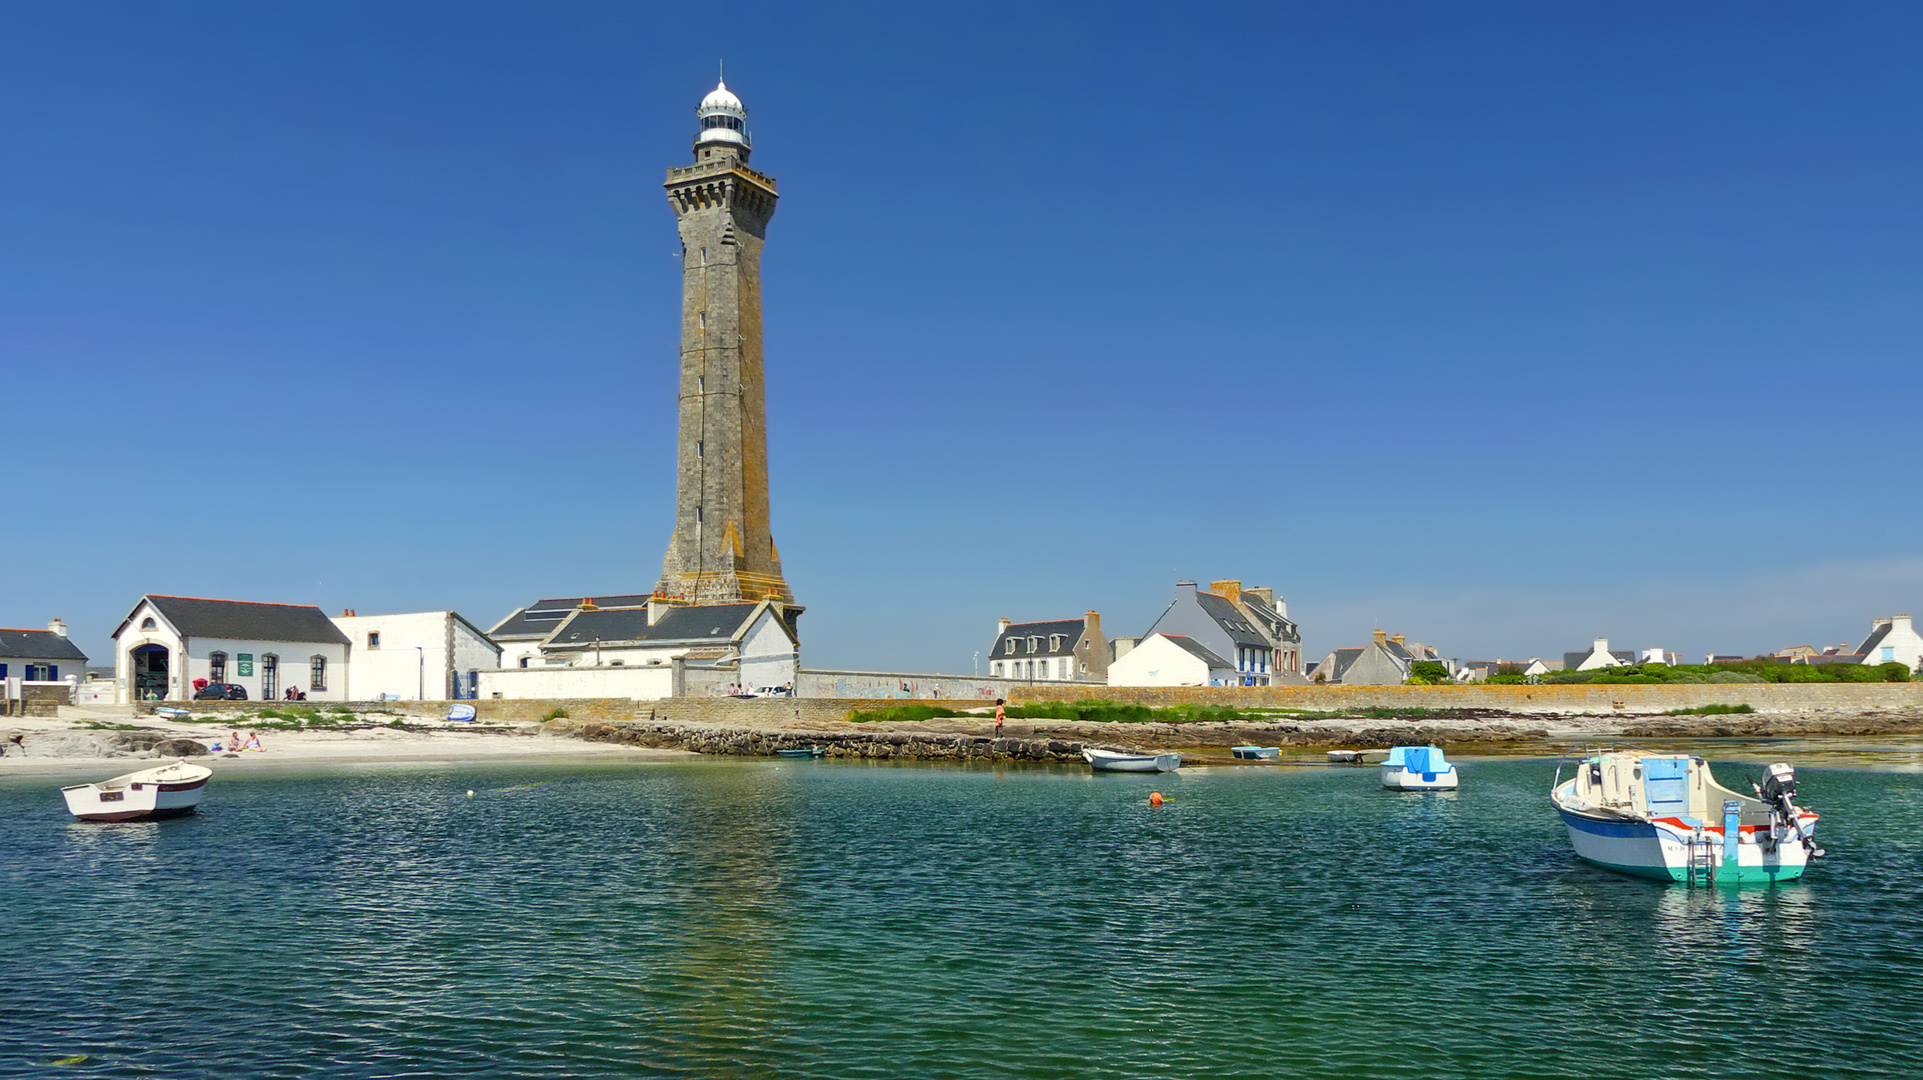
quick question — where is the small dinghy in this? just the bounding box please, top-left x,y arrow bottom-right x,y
1083,748 -> 1182,773
61,760 -> 212,822
1380,745 -> 1458,791
1232,745 -> 1280,760
775,747 -> 826,759
1551,751 -> 1823,883
445,704 -> 478,723
1326,749 -> 1365,764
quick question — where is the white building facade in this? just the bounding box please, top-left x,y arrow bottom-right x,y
331,610 -> 501,700
112,596 -> 352,703
1108,634 -> 1236,687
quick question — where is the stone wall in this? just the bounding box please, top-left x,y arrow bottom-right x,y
134,696 -> 997,727
543,718 -> 1087,763
1011,682 -> 1923,714
797,669 -> 1087,701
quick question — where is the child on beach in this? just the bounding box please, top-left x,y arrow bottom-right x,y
994,699 -> 1005,737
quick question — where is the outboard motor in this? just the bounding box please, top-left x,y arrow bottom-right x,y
1756,762 -> 1826,858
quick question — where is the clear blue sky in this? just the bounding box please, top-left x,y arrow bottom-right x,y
5,1 -> 1919,672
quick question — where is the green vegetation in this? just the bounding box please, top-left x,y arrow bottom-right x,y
1404,661 -> 1453,686
1546,660 -> 1908,685
845,700 -> 1454,725
541,706 -> 571,722
79,721 -> 146,730
1662,703 -> 1757,716
845,704 -> 959,724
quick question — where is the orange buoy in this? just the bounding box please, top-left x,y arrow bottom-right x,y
1149,791 -> 1164,806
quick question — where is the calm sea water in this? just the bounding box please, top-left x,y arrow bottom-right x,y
3,754 -> 1920,1079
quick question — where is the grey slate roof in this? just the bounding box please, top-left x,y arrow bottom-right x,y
1857,623 -> 1893,661
545,603 -> 759,649
1326,648 -> 1364,682
1193,593 -> 1271,648
489,594 -> 654,640
0,628 -> 88,662
1161,634 -> 1232,670
990,619 -> 1086,659
129,596 -> 350,645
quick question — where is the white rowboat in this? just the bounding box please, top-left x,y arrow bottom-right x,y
1083,748 -> 1182,773
61,760 -> 212,822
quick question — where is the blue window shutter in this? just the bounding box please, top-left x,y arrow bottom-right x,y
47,666 -> 57,680
0,663 -> 7,677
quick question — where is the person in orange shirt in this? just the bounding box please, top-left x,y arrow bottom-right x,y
994,699 -> 1005,737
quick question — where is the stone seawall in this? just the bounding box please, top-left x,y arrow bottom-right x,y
1012,682 -> 1923,714
542,719 -> 1091,762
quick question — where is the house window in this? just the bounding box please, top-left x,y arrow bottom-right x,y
1005,640 -> 1016,655
520,657 -> 531,669
25,664 -> 51,680
209,651 -> 227,683
367,632 -> 381,649
140,617 -> 156,630
1883,647 -> 1896,663
310,655 -> 327,691
1049,635 -> 1062,652
1027,637 -> 1041,653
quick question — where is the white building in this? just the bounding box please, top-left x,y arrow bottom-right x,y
479,598 -> 801,700
1852,614 -> 1923,671
112,595 -> 352,703
1,620 -> 88,683
330,610 -> 501,700
487,593 -> 655,670
1108,633 -> 1236,687
986,613 -> 1107,682
1565,637 -> 1638,672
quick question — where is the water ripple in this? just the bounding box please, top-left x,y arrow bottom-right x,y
1,758 -> 1918,1078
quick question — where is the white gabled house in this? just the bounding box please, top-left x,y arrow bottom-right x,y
1,620 -> 88,684
112,595 -> 352,703
1108,633 -> 1237,687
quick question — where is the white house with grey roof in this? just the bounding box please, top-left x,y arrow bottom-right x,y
1308,631 -> 1447,685
1107,633 -> 1236,687
1564,637 -> 1639,672
1814,613 -> 1923,672
1136,580 -> 1303,686
331,610 -> 501,700
487,594 -> 656,670
1,620 -> 88,684
479,597 -> 801,699
987,613 -> 1108,683
111,595 -> 353,703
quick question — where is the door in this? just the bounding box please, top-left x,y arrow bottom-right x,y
261,654 -> 278,701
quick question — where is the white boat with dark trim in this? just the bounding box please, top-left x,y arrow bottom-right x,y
1082,748 -> 1181,773
61,760 -> 212,822
1380,745 -> 1457,790
1551,750 -> 1823,884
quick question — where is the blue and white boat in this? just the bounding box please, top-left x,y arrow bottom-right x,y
1380,745 -> 1457,790
1231,745 -> 1279,760
1551,751 -> 1824,884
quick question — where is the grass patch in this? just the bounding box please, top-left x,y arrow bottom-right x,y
845,704 -> 967,723
541,706 -> 571,722
79,721 -> 147,730
1662,703 -> 1757,716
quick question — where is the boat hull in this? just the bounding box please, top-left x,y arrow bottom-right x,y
1083,749 -> 1181,773
1555,804 -> 1814,884
1380,764 -> 1458,790
61,761 -> 211,823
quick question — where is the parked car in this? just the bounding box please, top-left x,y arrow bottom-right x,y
755,685 -> 794,697
193,683 -> 249,701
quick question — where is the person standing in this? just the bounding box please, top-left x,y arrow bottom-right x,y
994,699 -> 1005,738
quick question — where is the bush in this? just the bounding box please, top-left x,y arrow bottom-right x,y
541,707 -> 570,722
1405,661 -> 1451,686
1663,703 -> 1756,716
1708,671 -> 1768,684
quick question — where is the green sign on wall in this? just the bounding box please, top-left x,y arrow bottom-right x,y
237,653 -> 254,677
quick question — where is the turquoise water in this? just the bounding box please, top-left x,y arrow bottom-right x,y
3,756 -> 1920,1079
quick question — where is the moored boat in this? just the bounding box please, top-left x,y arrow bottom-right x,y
61,760 -> 212,822
1083,748 -> 1182,773
1380,745 -> 1458,790
1231,745 -> 1279,760
1551,750 -> 1823,884
1327,749 -> 1365,764
775,747 -> 826,759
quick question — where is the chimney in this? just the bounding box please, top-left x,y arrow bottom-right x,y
1391,633 -> 1406,645
997,617 -> 1011,636
1894,614 -> 1913,634
1244,586 -> 1272,606
1209,579 -> 1242,604
47,618 -> 67,638
1372,629 -> 1387,644
1083,610 -> 1101,638
1594,637 -> 1609,654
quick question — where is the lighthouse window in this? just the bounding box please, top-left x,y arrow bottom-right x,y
696,506 -> 703,523
697,441 -> 704,458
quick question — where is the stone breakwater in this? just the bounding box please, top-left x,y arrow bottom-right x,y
542,719 -> 1105,762
2,728 -> 209,760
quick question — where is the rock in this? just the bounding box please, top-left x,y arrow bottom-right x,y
150,739 -> 209,758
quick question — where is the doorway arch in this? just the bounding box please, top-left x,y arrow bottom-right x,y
131,644 -> 170,701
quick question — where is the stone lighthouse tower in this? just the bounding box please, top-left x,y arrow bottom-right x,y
653,78 -> 798,612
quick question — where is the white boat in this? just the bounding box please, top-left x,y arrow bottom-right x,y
1551,751 -> 1823,884
1082,748 -> 1182,773
1380,745 -> 1458,790
61,760 -> 212,822
1327,749 -> 1365,764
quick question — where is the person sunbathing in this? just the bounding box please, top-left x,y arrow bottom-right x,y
244,733 -> 262,751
